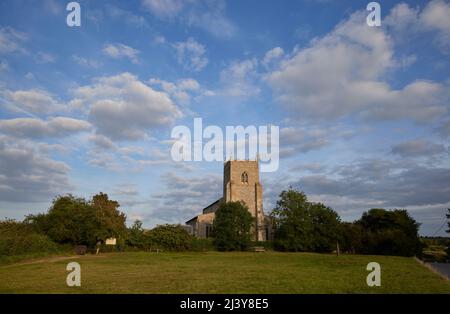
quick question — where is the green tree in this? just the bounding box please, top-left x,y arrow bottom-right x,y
270,189 -> 313,252
126,220 -> 148,249
358,208 -> 422,256
309,202 -> 342,252
341,222 -> 364,254
91,192 -> 127,242
213,201 -> 253,251
271,189 -> 342,252
26,193 -> 127,248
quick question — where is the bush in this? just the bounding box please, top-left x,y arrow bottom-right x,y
191,238 -> 215,252
213,201 -> 254,251
0,233 -> 60,256
147,224 -> 192,251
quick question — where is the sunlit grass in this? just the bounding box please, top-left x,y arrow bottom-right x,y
0,251 -> 449,293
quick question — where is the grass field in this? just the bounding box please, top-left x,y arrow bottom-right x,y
0,251 -> 449,293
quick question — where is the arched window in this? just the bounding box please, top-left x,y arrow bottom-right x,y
241,172 -> 248,184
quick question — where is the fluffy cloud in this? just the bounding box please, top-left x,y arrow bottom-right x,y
151,171 -> 222,222
141,0 -> 184,18
386,0 -> 450,51
0,117 -> 91,139
72,72 -> 182,140
148,77 -> 212,104
280,126 -> 329,158
2,88 -> 65,115
292,159 -> 450,208
0,141 -> 71,202
219,58 -> 260,98
173,38 -> 208,71
72,55 -> 102,68
262,47 -> 284,67
102,43 -> 140,64
266,10 -> 450,122
391,139 -> 447,157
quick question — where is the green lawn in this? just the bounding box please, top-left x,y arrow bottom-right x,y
0,251 -> 449,293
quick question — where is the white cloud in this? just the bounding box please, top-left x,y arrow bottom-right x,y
0,27 -> 27,54
385,0 -> 450,52
173,38 -> 208,71
262,47 -> 284,67
35,52 -> 56,64
105,4 -> 148,28
0,117 -> 91,139
266,10 -> 449,122
2,88 -> 65,115
142,0 -> 236,38
72,55 -> 102,68
72,72 -> 182,140
102,43 -> 140,64
141,0 -> 184,18
219,58 -> 260,98
148,77 -> 205,104
0,141 -> 71,202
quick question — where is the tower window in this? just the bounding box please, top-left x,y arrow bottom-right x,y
241,172 -> 248,184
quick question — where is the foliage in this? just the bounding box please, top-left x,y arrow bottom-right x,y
0,219 -> 61,257
341,222 -> 364,254
191,238 -> 215,252
147,224 -> 192,251
213,201 -> 254,251
270,189 -> 341,252
25,193 -> 127,248
357,208 -> 423,257
126,220 -> 149,249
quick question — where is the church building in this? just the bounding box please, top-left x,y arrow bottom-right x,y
186,160 -> 271,241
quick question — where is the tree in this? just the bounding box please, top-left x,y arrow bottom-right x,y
126,220 -> 148,249
26,193 -> 127,247
309,202 -> 342,252
91,192 -> 127,242
341,222 -> 364,254
270,189 -> 313,251
271,189 -> 341,252
358,208 -> 422,256
213,201 -> 254,251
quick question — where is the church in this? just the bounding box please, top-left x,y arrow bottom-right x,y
185,160 -> 272,241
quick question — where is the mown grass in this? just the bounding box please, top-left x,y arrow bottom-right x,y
0,251 -> 449,294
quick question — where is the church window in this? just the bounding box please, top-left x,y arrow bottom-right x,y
241,172 -> 248,184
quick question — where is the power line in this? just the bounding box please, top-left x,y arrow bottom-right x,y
430,221 -> 447,237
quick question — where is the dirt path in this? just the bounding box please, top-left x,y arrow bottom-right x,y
0,255 -> 80,268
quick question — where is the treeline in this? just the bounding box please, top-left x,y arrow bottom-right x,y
0,193 -> 209,261
213,189 -> 424,257
1,189 -> 444,260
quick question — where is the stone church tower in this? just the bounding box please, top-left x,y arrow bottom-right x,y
185,159 -> 269,241
223,160 -> 265,241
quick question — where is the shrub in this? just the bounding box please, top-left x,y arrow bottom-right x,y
147,224 -> 192,251
191,238 -> 215,252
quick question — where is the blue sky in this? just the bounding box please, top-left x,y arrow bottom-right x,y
0,0 -> 449,235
